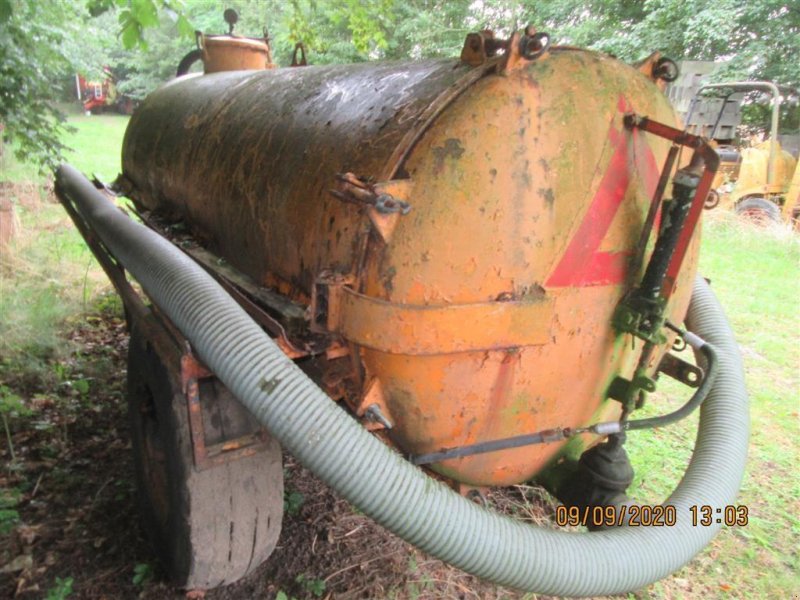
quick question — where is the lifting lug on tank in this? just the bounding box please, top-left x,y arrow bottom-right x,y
290,42 -> 307,67
656,352 -> 704,388
635,52 -> 680,88
460,25 -> 550,67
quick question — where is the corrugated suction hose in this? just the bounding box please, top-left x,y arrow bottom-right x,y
56,164 -> 748,597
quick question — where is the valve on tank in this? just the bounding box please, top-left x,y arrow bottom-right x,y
176,8 -> 275,77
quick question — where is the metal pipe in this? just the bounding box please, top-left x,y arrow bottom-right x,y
625,342 -> 717,431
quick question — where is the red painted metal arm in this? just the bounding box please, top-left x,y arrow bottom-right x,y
623,114 -> 719,300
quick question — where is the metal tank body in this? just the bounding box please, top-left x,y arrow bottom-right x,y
122,47 -> 699,487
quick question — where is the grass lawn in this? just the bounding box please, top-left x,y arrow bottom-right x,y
0,115 -> 129,365
624,213 -> 800,598
1,114 -> 798,599
1,114 -> 128,183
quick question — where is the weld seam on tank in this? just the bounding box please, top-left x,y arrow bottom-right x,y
55,164 -> 748,597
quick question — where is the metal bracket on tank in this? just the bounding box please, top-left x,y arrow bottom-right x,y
318,285 -> 555,355
613,115 -> 719,345
290,42 -> 308,67
656,352 -> 704,388
329,173 -> 413,243
635,52 -> 679,90
610,115 -> 719,411
607,369 -> 656,412
460,26 -> 550,69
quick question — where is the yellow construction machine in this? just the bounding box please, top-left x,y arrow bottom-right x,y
687,82 -> 799,224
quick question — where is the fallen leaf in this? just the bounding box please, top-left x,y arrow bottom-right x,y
16,524 -> 40,545
0,553 -> 33,574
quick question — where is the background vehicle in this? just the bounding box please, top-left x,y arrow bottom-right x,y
686,82 -> 800,224
75,69 -> 135,115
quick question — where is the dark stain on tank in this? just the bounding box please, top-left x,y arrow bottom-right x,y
538,158 -> 550,174
489,168 -> 497,183
432,138 -> 465,173
512,158 -> 531,189
539,187 -> 555,206
382,266 -> 397,294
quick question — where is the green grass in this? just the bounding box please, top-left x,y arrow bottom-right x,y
0,204 -> 110,362
0,114 -> 129,365
61,115 -> 129,182
625,212 -> 800,599
0,114 -> 128,183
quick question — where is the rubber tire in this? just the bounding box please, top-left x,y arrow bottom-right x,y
734,196 -> 781,224
127,324 -> 283,589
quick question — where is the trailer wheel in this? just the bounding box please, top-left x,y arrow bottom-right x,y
127,325 -> 283,589
735,196 -> 781,224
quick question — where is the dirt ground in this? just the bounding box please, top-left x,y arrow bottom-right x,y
0,307 -> 551,600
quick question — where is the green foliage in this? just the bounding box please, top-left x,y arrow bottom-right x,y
0,1 -> 77,174
72,378 -> 90,397
0,0 -> 187,173
0,488 -> 21,535
132,562 -> 153,586
87,0 -> 192,49
44,577 -> 74,600
1,383 -> 32,460
0,384 -> 30,418
0,115 -> 128,377
295,573 -> 326,597
224,0 -> 800,90
0,507 -> 20,534
515,0 -> 800,87
284,489 -> 305,515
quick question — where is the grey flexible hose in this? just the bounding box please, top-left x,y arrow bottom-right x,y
56,164 -> 749,597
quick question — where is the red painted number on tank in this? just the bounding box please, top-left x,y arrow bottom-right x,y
546,98 -> 659,288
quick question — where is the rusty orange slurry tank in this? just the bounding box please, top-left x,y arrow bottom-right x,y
120,40 -> 699,488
